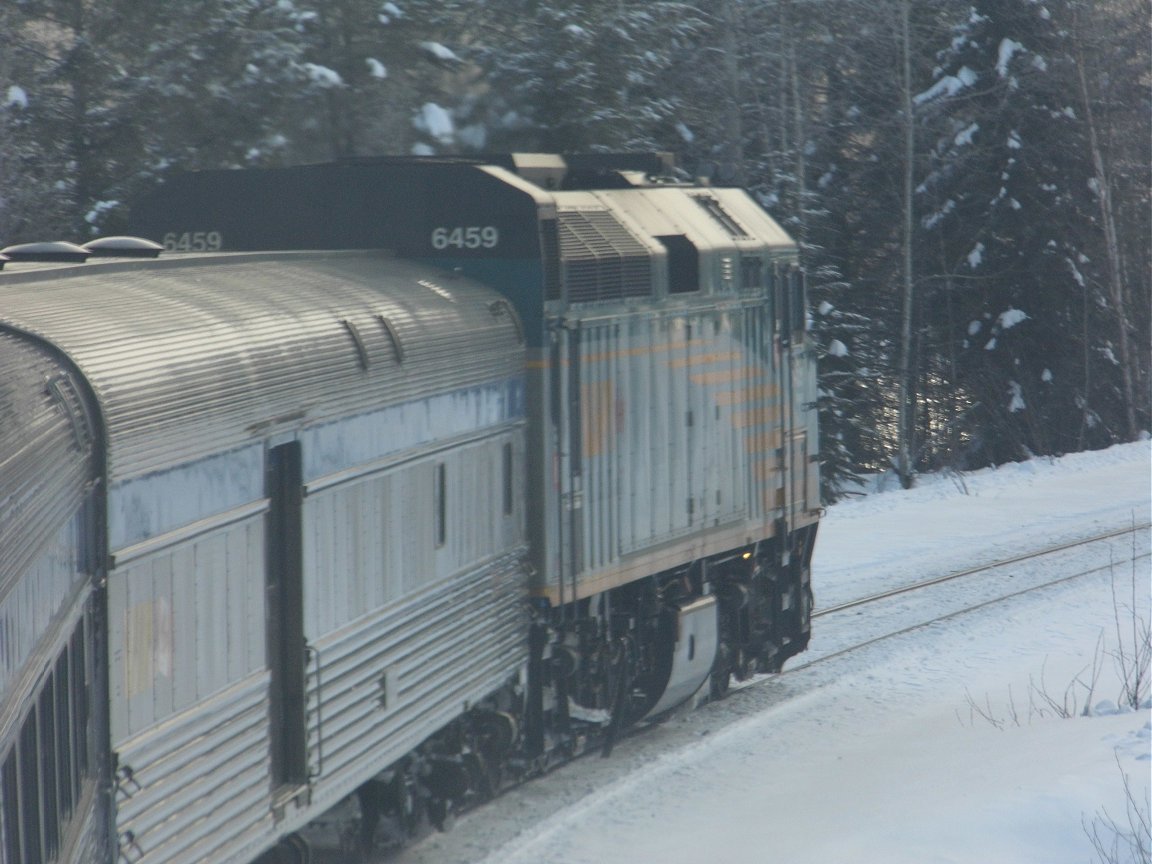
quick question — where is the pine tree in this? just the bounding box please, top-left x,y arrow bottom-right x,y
428,0 -> 705,153
1,0 -> 128,241
917,0 -> 1149,464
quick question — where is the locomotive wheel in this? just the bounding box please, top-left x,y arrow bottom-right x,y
709,643 -> 732,699
254,833 -> 311,864
428,797 -> 456,833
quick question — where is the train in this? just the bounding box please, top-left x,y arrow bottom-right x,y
0,153 -> 819,864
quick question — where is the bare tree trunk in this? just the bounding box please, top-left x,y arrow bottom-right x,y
896,0 -> 916,487
784,0 -> 807,242
718,0 -> 746,185
1072,30 -> 1139,441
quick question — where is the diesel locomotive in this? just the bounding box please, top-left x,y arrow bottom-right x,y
0,153 -> 819,864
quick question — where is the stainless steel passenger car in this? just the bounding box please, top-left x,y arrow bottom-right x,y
0,250 -> 527,864
0,325 -> 105,864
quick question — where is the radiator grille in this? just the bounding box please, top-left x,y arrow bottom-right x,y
558,210 -> 652,303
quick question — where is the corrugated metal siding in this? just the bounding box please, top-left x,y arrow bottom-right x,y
108,515 -> 265,744
0,517 -> 86,711
301,550 -> 527,816
0,252 -> 523,486
0,332 -> 94,602
529,297 -> 789,599
572,301 -> 781,572
304,430 -> 523,636
113,672 -> 271,864
526,184 -> 800,600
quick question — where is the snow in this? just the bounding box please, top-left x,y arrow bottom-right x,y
954,121 -> 979,147
827,338 -> 849,357
84,199 -> 120,230
414,102 -> 454,143
5,85 -> 28,109
924,198 -> 956,230
914,66 -> 978,105
997,38 -> 1025,77
303,63 -> 342,88
999,306 -> 1029,329
968,241 -> 985,269
393,441 -> 1151,864
1067,257 -> 1088,287
1007,379 -> 1026,412
457,124 -> 487,151
419,41 -> 461,63
366,58 -> 387,79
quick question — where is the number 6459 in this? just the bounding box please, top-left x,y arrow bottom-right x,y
430,226 -> 499,250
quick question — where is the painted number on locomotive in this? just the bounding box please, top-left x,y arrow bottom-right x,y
163,231 -> 224,252
430,226 -> 499,250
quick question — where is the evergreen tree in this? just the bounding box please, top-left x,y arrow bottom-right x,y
100,0 -> 313,212
0,0 -> 128,241
810,267 -> 885,500
281,0 -> 448,159
429,1 -> 705,153
917,0 -> 1149,463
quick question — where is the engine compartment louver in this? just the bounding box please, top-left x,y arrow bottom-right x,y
558,210 -> 652,304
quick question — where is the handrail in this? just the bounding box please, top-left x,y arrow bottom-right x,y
305,639 -> 325,781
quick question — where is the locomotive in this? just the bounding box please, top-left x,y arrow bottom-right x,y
0,153 -> 819,864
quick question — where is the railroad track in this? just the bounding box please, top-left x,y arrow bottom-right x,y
381,521 -> 1150,864
790,523 -> 1152,672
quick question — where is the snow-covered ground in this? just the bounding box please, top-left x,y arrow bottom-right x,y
395,441 -> 1151,864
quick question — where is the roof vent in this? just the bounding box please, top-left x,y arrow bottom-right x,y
83,236 -> 163,258
0,241 -> 90,263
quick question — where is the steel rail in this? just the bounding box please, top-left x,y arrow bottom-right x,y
790,548 -> 1151,674
813,522 -> 1151,619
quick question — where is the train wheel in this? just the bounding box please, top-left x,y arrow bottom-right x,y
709,643 -> 732,699
428,797 -> 456,832
253,833 -> 311,864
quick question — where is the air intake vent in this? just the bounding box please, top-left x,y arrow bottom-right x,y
691,194 -> 750,238
558,210 -> 652,303
83,236 -> 163,258
0,241 -> 89,263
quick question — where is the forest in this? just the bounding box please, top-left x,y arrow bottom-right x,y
3,0 -> 1148,500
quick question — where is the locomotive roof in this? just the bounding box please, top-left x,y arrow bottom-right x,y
0,251 -> 524,483
126,155 -> 795,259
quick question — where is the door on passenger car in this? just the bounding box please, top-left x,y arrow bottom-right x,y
266,441 -> 308,792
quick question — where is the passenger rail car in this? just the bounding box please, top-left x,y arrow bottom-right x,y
0,153 -> 819,864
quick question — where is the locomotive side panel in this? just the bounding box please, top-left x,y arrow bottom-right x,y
527,183 -> 809,603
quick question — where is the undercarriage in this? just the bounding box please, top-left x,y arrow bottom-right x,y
290,527 -> 817,862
